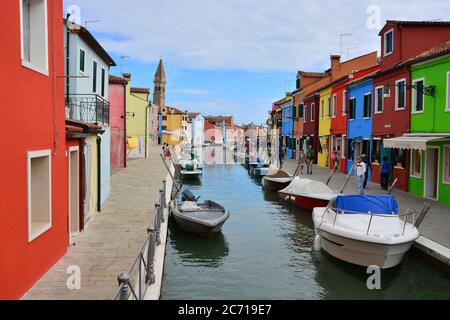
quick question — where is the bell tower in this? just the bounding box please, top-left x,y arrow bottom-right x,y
153,58 -> 166,107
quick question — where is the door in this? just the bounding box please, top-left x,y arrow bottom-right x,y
68,147 -> 80,241
84,143 -> 92,222
425,147 -> 439,200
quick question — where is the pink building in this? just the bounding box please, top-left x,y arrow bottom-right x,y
109,76 -> 128,172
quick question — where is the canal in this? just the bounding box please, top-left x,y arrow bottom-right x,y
161,163 -> 450,300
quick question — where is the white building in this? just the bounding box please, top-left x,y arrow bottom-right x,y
188,113 -> 205,147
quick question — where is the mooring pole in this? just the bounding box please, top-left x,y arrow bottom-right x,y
388,178 -> 399,195
415,203 -> 432,228
160,154 -> 181,192
340,164 -> 355,194
326,164 -> 338,186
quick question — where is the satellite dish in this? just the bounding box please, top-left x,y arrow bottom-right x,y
66,5 -> 81,30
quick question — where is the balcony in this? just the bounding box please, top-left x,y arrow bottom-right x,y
66,94 -> 110,125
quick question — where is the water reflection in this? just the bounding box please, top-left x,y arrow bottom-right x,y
168,223 -> 230,268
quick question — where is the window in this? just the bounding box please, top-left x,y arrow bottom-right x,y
411,149 -> 422,178
384,29 -> 394,56
395,79 -> 406,110
20,0 -> 49,75
327,97 -> 331,117
298,104 -> 304,119
311,103 -> 315,122
162,126 -> 167,131
363,93 -> 372,118
346,138 -> 353,159
342,135 -> 346,158
304,105 -> 307,120
162,116 -> 167,121
292,106 -> 297,119
375,86 -> 384,113
412,78 -> 425,113
447,72 -> 450,111
444,146 -> 450,184
92,60 -> 98,93
101,68 -> 106,97
342,90 -> 347,115
349,97 -> 356,120
372,139 -> 381,162
79,49 -> 86,73
27,150 -> 52,242
321,100 -> 324,118
332,95 -> 337,117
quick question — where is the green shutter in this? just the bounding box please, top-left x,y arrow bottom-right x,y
292,106 -> 296,118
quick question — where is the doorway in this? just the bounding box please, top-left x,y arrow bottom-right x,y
425,147 -> 439,200
68,147 -> 80,241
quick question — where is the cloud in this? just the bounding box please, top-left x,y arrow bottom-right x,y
65,0 -> 450,72
172,88 -> 212,96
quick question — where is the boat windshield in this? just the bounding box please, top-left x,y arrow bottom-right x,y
334,195 -> 398,215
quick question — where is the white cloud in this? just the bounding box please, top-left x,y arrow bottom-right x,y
65,0 -> 450,72
172,88 -> 212,96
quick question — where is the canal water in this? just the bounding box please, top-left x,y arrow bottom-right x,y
161,163 -> 450,300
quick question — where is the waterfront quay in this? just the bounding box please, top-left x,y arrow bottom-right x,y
22,147 -> 166,300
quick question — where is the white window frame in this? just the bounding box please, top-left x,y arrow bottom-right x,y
363,92 -> 372,119
443,145 -> 450,185
374,86 -> 384,114
383,28 -> 394,57
332,94 -> 337,118
341,135 -> 346,159
311,103 -> 315,122
395,78 -> 406,111
410,149 -> 423,179
27,150 -> 52,242
412,77 -> 425,114
342,90 -> 347,115
79,48 -> 86,74
101,67 -> 106,97
327,96 -> 332,118
92,59 -> 98,93
446,71 -> 450,112
348,97 -> 356,121
19,0 -> 49,76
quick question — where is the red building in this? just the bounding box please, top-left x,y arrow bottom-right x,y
303,93 -> 320,162
330,65 -> 380,172
109,75 -> 128,172
0,0 -> 68,299
371,20 -> 450,190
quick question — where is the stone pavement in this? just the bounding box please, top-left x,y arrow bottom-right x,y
281,159 -> 450,249
22,146 -> 166,300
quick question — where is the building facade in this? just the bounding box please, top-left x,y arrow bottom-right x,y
317,87 -> 332,167
161,107 -> 188,145
188,113 -> 205,147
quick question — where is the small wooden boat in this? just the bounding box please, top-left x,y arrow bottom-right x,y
169,190 -> 230,236
262,170 -> 293,191
278,177 -> 338,210
313,195 -> 419,269
179,159 -> 203,179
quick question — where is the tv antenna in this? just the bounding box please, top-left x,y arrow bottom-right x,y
339,33 -> 352,57
120,56 -> 130,74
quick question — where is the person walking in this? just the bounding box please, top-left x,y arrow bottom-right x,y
306,145 -> 315,175
362,154 -> 370,189
298,150 -> 306,175
279,144 -> 285,169
380,156 -> 391,190
356,156 -> 366,195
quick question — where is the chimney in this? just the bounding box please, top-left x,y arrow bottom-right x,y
122,73 -> 131,80
330,55 -> 341,75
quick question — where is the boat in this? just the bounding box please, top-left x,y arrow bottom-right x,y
262,170 -> 293,191
312,195 -> 419,269
169,190 -> 230,236
249,166 -> 270,177
278,177 -> 337,210
179,159 -> 203,179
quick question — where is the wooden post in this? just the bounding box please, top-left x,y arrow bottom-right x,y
387,178 -> 399,195
415,203 -> 432,228
340,164 -> 355,194
160,154 -> 181,192
293,161 -> 302,177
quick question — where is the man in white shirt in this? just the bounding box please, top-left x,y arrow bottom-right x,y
355,156 -> 366,195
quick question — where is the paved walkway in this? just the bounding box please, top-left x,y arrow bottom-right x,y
281,159 -> 450,249
23,146 -> 166,300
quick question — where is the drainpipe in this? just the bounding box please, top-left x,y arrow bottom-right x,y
79,139 -> 86,230
145,104 -> 150,158
97,136 -> 102,212
65,14 -> 70,106
123,84 -> 127,168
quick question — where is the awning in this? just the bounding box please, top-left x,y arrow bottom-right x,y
384,135 -> 450,150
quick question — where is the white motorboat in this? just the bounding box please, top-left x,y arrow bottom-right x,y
312,195 -> 419,269
179,159 -> 203,179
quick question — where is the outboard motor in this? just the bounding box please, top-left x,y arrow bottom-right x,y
182,189 -> 198,202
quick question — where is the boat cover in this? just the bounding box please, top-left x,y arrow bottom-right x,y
181,201 -> 201,212
280,177 -> 333,195
335,195 -> 398,215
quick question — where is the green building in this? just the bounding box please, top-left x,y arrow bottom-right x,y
385,42 -> 450,204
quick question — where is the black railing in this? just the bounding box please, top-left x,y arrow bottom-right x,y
66,94 -> 110,125
113,180 -> 167,300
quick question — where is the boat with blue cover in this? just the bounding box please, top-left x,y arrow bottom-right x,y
312,195 -> 419,269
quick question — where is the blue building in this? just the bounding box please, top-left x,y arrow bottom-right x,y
346,77 -> 374,178
281,98 -> 294,159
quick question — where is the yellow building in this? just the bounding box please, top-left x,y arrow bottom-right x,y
123,73 -> 151,158
161,106 -> 188,145
318,86 -> 332,168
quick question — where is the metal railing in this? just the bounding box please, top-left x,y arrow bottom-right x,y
113,180 -> 167,300
66,94 -> 110,125
320,206 -> 417,236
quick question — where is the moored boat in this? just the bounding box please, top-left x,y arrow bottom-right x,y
312,195 -> 419,269
262,170 -> 293,191
278,177 -> 337,210
170,190 -> 230,236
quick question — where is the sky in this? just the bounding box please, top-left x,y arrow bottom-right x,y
63,0 -> 450,125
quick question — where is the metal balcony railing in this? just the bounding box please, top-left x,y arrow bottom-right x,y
66,94 -> 110,125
